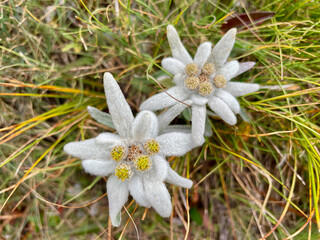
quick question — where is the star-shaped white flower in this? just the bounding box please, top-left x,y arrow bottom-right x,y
64,73 -> 195,226
140,25 -> 260,145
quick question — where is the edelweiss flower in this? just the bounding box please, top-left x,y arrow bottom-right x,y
140,25 -> 260,145
64,73 -> 195,226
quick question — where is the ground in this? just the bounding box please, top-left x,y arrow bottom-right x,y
0,0 -> 320,239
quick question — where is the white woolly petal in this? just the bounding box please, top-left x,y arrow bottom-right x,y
165,167 -> 193,188
64,139 -> 109,160
204,117 -> 213,137
208,96 -> 237,125
95,132 -> 122,145
208,28 -> 237,67
173,73 -> 185,86
82,160 -> 116,176
143,176 -> 172,218
107,175 -> 129,227
190,94 -> 209,105
191,105 -> 206,145
161,125 -> 191,134
87,106 -> 115,129
215,89 -> 240,114
194,42 -> 212,68
162,57 -> 185,75
224,82 -> 260,97
152,155 -> 169,181
157,99 -> 193,132
259,84 -> 294,90
216,60 -> 240,81
132,111 -> 159,142
167,25 -> 193,65
235,62 -> 256,77
140,86 -> 188,111
156,132 -> 196,156
104,72 -> 134,138
128,175 -> 150,207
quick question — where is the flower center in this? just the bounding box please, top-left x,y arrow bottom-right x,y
111,145 -> 127,162
115,163 -> 133,181
184,62 -> 215,96
143,139 -> 160,155
134,154 -> 151,172
213,74 -> 227,88
198,74 -> 208,83
185,63 -> 199,76
111,141 -> 158,179
127,144 -> 143,161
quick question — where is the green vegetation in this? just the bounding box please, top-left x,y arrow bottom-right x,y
0,0 -> 319,239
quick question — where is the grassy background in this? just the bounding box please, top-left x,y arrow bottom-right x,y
1,0 -> 320,239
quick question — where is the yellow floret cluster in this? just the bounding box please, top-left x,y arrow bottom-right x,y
198,81 -> 214,96
134,154 -> 151,171
202,62 -> 215,75
115,163 -> 133,181
185,63 -> 199,77
143,139 -> 160,156
213,74 -> 227,88
111,145 -> 127,162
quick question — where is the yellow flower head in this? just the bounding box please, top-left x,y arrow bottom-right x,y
202,62 -> 215,75
185,76 -> 200,90
111,145 -> 127,162
115,163 -> 133,181
198,81 -> 213,96
213,74 -> 227,88
185,63 -> 199,77
143,139 -> 160,156
134,154 -> 152,172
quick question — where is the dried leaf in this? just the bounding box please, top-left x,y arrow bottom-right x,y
221,12 -> 275,32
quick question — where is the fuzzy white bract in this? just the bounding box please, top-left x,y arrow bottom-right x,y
140,25 -> 260,145
64,73 -> 195,226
